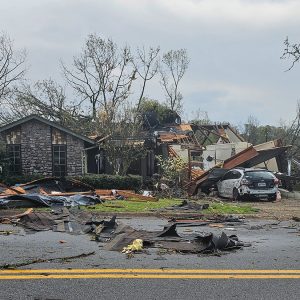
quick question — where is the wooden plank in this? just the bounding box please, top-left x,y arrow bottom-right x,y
222,146 -> 258,169
117,191 -> 158,202
0,183 -> 26,195
95,189 -> 134,196
94,189 -> 157,201
40,189 -> 94,196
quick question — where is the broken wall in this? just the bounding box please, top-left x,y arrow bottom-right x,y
202,142 -> 250,170
170,144 -> 189,162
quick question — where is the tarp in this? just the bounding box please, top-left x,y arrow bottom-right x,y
0,194 -> 101,208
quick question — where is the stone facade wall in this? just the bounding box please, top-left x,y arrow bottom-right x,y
1,119 -> 85,176
21,120 -> 53,175
66,134 -> 84,175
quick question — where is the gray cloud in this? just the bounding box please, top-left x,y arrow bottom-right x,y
0,0 -> 299,125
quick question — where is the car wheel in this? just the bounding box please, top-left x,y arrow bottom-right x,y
232,188 -> 241,201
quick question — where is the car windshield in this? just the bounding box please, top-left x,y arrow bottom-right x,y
244,171 -> 274,180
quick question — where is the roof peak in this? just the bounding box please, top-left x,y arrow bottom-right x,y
0,114 -> 95,144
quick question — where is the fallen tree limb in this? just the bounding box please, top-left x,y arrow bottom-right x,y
0,251 -> 95,269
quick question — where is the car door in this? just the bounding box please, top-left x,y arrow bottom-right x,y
218,170 -> 236,198
226,170 -> 242,197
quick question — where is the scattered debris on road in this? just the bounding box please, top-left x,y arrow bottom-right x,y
0,208 -> 250,255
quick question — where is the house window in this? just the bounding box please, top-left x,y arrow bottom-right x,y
7,144 -> 22,174
52,145 -> 67,177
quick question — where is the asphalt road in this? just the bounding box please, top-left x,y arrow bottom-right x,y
0,217 -> 299,300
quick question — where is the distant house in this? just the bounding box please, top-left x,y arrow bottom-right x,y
0,115 -> 95,176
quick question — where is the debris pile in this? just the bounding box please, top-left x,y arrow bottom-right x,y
0,177 -> 156,209
169,214 -> 244,227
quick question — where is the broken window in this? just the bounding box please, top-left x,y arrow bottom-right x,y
222,170 -> 241,180
6,127 -> 22,174
51,128 -> 67,144
52,145 -> 67,177
7,144 -> 22,174
6,128 -> 21,144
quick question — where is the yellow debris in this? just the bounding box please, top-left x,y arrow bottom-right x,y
122,239 -> 143,254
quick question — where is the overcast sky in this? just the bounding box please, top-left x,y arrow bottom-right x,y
1,0 -> 299,126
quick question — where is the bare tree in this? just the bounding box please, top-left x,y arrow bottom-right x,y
281,37 -> 300,71
0,80 -> 89,133
62,34 -> 137,121
281,38 -> 300,161
100,103 -> 148,175
159,49 -> 189,112
284,101 -> 300,159
133,46 -> 160,114
0,33 -> 26,101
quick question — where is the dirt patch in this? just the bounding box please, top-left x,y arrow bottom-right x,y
244,198 -> 300,220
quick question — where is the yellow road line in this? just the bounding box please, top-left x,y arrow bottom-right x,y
1,269 -> 300,280
1,269 -> 300,274
0,274 -> 300,280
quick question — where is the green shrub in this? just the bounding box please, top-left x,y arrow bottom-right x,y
71,174 -> 143,191
0,174 -> 45,186
0,173 -> 143,191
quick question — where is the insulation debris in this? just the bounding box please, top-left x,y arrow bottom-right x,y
122,239 -> 144,254
95,189 -> 158,202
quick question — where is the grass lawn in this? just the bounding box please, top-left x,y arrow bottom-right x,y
85,198 -> 183,213
204,202 -> 259,214
84,198 -> 258,214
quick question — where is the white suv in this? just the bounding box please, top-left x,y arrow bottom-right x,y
217,168 -> 279,201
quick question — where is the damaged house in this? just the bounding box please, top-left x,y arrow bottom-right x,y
148,121 -> 290,194
0,114 -> 291,193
